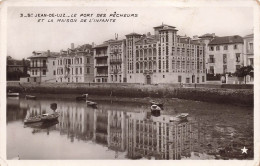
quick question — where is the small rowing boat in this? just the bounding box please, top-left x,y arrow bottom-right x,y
25,95 -> 36,100
169,113 -> 189,122
76,94 -> 88,101
24,112 -> 60,124
150,100 -> 163,109
7,92 -> 19,97
86,101 -> 97,108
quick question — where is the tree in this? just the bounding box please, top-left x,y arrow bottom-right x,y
234,65 -> 254,84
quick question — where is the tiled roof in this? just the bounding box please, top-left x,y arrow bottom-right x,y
244,34 -> 253,38
125,32 -> 142,36
153,24 -> 176,29
199,33 -> 215,38
28,51 -> 59,59
135,36 -> 157,45
93,43 -> 109,48
208,35 -> 243,45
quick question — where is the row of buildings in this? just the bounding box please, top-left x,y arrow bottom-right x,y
22,24 -> 254,84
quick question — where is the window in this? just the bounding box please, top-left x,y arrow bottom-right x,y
234,45 -> 237,49
87,58 -> 90,64
163,75 -> 165,78
43,60 -> 46,67
224,45 -> 228,50
53,70 -> 56,75
80,68 -> 82,74
197,77 -> 199,83
111,75 -> 113,81
223,54 -> 227,64
209,46 -> 214,51
209,66 -> 214,74
202,76 -> 205,82
186,78 -> 190,83
32,70 -> 34,75
249,43 -> 253,50
236,53 -> 240,62
87,67 -> 90,74
216,46 -> 220,50
53,61 -> 55,65
236,65 -> 240,70
223,65 -> 227,74
209,55 -> 215,63
178,76 -> 182,83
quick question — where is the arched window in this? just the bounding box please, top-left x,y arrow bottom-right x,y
140,62 -> 143,73
149,61 -> 152,70
136,50 -> 139,59
136,62 -> 139,73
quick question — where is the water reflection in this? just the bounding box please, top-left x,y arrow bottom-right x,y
7,97 -> 253,160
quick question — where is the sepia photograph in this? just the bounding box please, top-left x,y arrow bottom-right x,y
1,0 -> 259,164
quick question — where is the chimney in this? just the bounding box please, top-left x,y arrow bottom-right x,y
147,32 -> 151,36
47,50 -> 50,56
71,43 -> 74,49
92,42 -> 95,48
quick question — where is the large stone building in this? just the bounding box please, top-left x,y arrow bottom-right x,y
93,37 -> 127,83
27,50 -> 59,82
56,43 -> 94,83
126,24 -> 206,84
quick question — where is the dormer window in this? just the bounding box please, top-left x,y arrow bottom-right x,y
234,45 -> 237,49
209,46 -> 214,51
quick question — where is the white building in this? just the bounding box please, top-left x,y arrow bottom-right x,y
56,43 -> 94,83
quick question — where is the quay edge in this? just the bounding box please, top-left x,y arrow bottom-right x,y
7,82 -> 253,106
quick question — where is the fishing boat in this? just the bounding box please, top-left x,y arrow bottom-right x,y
150,101 -> 163,109
150,104 -> 161,117
7,92 -> 19,97
76,94 -> 88,101
24,112 -> 60,124
25,95 -> 37,100
169,113 -> 189,122
86,101 -> 97,108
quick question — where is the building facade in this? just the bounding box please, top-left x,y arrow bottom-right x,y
206,35 -> 244,75
126,24 -> 206,84
27,50 -> 59,82
56,43 -> 94,83
94,38 -> 127,83
243,34 -> 254,83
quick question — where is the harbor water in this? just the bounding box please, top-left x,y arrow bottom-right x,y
7,94 -> 253,160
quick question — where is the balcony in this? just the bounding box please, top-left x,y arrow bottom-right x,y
143,69 -> 153,74
110,59 -> 122,64
95,63 -> 108,67
96,73 -> 108,77
110,69 -> 121,74
30,64 -> 47,68
95,54 -> 108,58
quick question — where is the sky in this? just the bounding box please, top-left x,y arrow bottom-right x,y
7,7 -> 253,60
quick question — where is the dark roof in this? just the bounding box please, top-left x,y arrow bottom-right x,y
199,33 -> 215,38
153,24 -> 175,29
93,43 -> 108,48
135,35 -> 157,45
125,32 -> 142,37
208,35 -> 243,45
244,34 -> 253,38
28,51 -> 59,59
158,26 -> 178,32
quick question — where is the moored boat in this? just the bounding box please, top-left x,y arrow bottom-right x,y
170,113 -> 189,122
76,94 -> 88,101
7,92 -> 19,97
150,104 -> 161,117
150,100 -> 163,109
86,101 -> 97,108
24,112 -> 60,124
25,95 -> 36,100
